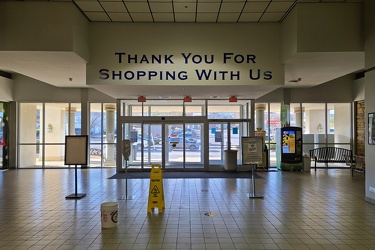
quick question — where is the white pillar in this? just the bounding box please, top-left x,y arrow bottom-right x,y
255,104 -> 266,131
105,104 -> 115,165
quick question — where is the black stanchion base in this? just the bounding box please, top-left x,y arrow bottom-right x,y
247,194 -> 264,199
65,193 -> 86,199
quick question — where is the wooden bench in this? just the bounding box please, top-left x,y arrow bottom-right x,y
310,147 -> 352,171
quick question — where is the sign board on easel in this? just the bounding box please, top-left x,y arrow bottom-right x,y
242,136 -> 264,164
65,135 -> 88,199
241,136 -> 264,199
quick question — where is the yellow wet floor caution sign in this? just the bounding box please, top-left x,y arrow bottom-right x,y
147,164 -> 165,213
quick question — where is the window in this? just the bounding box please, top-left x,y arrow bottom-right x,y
89,103 -> 117,168
18,103 -> 81,168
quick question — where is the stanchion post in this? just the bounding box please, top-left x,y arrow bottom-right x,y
241,136 -> 264,199
247,163 -> 263,199
120,140 -> 134,200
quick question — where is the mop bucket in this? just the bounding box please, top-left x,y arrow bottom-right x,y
101,202 -> 118,228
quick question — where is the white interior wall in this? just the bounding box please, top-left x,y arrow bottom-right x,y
0,76 -> 13,101
365,0 -> 375,203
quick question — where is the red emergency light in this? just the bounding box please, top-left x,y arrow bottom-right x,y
229,96 -> 237,102
138,96 -> 146,102
184,96 -> 192,102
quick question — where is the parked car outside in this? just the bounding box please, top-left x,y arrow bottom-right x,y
169,137 -> 199,151
169,128 -> 195,138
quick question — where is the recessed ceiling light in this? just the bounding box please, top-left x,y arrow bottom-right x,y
159,96 -> 171,99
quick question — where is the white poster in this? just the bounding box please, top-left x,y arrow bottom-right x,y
242,137 -> 263,165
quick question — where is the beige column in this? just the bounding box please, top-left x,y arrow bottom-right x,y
255,104 -> 266,131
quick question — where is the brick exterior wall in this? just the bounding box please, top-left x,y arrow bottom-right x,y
356,100 -> 365,156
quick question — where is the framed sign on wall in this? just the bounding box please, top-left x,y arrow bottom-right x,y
369,113 -> 375,145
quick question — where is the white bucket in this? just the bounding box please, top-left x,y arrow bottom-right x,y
101,202 -> 118,229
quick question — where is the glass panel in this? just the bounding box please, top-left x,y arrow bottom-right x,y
303,103 -> 325,134
19,145 -> 42,168
230,122 -> 241,164
71,103 -> 82,135
328,103 -> 351,144
103,144 -> 116,167
44,144 -> 65,167
243,100 -> 252,119
90,143 -> 102,167
148,124 -> 162,164
268,103 -> 281,168
151,106 -> 183,116
19,103 -> 42,144
120,100 -> 144,116
141,123 -> 159,168
88,103 -> 117,168
131,105 -> 144,116
185,100 -> 205,116
302,103 -> 325,156
45,103 -> 68,143
166,124 -> 183,168
90,103 -> 102,143
209,123 -> 226,165
207,99 -> 250,119
124,123 -> 142,169
290,103 -> 301,127
184,123 -> 203,168
207,105 -> 241,119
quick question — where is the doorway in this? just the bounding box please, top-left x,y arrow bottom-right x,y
208,121 -> 243,166
166,123 -> 203,170
122,121 -> 204,170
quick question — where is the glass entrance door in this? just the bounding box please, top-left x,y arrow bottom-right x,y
166,123 -> 183,168
209,123 -> 227,165
165,123 -> 204,169
122,122 -> 163,169
208,121 -> 243,166
123,121 -> 204,170
142,123 -> 162,169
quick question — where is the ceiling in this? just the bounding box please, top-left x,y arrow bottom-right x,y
76,0 -> 296,23
0,0 -> 365,100
72,0 -> 362,23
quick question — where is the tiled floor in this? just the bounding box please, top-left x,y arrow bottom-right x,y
0,168 -> 373,250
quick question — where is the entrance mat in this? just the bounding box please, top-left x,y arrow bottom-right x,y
255,169 -> 279,172
109,171 -> 264,179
